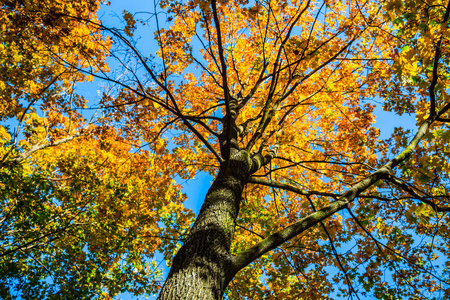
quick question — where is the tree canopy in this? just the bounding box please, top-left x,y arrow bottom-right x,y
2,0 -> 450,299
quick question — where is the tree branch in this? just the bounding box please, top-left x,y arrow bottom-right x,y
231,117 -> 433,274
64,18 -> 225,163
248,177 -> 339,198
210,0 -> 233,167
385,175 -> 450,212
0,132 -> 83,168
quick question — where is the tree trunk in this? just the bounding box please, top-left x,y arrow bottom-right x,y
157,151 -> 252,300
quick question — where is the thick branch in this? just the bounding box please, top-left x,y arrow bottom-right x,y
232,117 -> 433,273
248,177 -> 339,198
0,133 -> 83,168
249,141 -> 280,174
232,167 -> 388,273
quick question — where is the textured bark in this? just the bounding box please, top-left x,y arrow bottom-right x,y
157,150 -> 252,300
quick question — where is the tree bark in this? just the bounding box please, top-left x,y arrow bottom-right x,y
157,151 -> 252,300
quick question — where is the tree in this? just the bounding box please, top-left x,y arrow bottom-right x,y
1,0 -> 191,298
2,0 -> 450,299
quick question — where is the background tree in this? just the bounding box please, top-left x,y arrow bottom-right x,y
0,0 -> 192,298
3,0 -> 450,299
